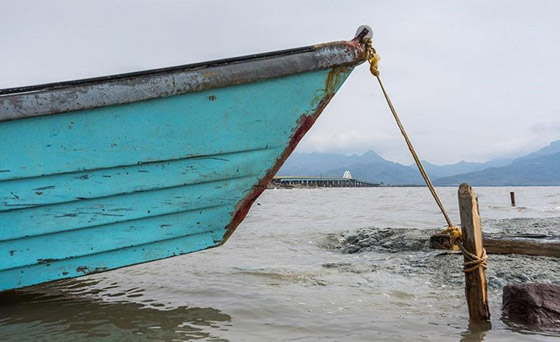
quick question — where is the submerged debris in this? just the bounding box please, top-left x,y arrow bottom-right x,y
331,225 -> 560,290
337,227 -> 434,254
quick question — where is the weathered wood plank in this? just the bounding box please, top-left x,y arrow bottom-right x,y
458,183 -> 490,322
430,234 -> 560,258
484,238 -> 560,258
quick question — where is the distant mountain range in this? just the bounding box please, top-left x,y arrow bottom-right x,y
278,140 -> 560,186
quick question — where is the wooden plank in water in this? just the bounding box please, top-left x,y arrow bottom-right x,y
430,234 -> 560,258
484,238 -> 560,258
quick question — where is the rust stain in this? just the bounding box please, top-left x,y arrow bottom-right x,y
312,37 -> 368,64
309,66 -> 350,108
324,66 -> 349,93
220,68 -> 345,245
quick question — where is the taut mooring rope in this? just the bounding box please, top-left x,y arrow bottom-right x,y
364,38 -> 487,272
364,38 -> 453,228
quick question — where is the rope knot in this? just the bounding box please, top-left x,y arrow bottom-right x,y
459,244 -> 488,273
441,225 -> 462,243
364,38 -> 380,76
441,225 -> 487,273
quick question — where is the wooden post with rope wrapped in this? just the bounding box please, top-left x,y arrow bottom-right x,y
458,183 -> 490,322
361,29 -> 490,322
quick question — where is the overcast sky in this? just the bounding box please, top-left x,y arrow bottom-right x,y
2,1 -> 560,164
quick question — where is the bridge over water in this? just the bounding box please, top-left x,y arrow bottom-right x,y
271,176 -> 379,188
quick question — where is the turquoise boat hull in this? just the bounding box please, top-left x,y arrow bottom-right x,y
0,30 -> 369,291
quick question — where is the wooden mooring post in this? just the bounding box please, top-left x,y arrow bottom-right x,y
458,183 -> 490,322
510,191 -> 516,206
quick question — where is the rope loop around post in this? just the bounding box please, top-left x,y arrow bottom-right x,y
456,241 -> 488,273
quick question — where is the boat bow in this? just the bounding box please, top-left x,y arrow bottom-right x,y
0,27 -> 370,291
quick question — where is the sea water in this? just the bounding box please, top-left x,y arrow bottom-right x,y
0,187 -> 559,341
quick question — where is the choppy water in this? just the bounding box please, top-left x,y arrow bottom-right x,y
1,186 -> 559,341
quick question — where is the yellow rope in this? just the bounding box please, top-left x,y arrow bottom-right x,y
441,225 -> 462,243
364,38 -> 487,273
456,240 -> 488,273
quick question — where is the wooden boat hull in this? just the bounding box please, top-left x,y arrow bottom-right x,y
0,32 -> 368,291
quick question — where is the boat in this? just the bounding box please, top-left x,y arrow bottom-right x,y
0,26 -> 371,292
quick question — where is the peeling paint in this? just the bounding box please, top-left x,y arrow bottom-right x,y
37,258 -> 56,264
76,266 -> 108,274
